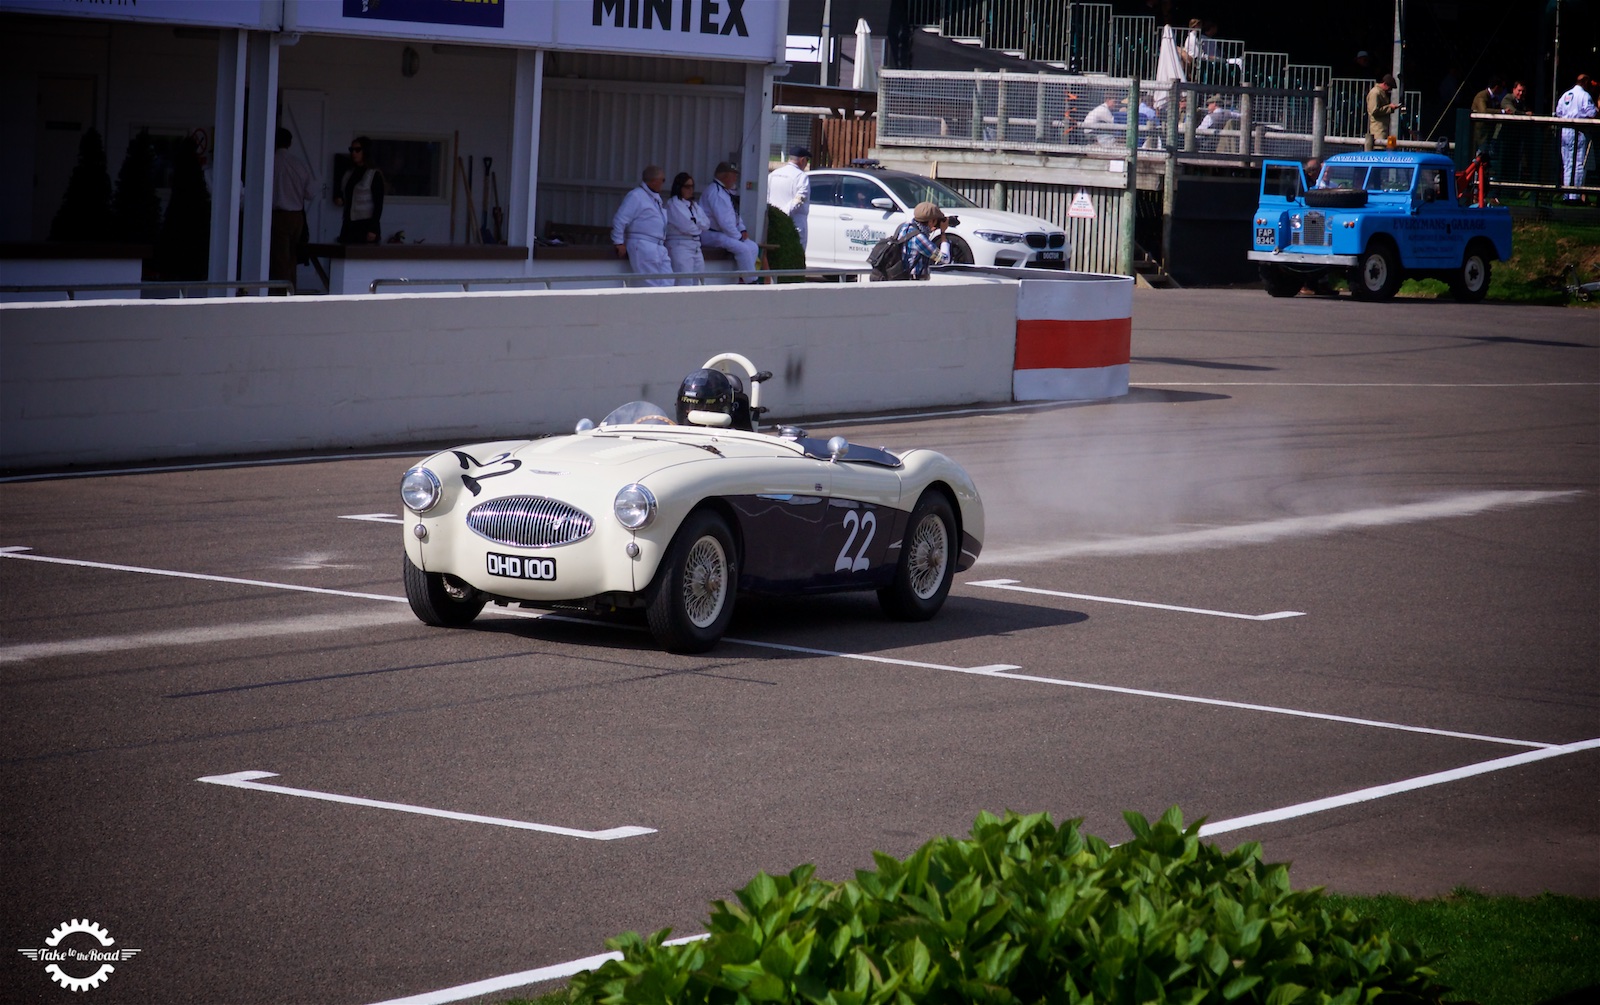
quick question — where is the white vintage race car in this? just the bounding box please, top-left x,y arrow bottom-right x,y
399,354 -> 985,652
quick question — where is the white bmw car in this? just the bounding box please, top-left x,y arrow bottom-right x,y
803,165 -> 1070,270
400,354 -> 985,653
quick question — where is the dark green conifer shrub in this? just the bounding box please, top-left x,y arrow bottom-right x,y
49,128 -> 113,242
154,135 -> 211,280
110,128 -> 162,246
765,204 -> 806,283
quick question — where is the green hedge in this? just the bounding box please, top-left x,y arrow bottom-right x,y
569,808 -> 1447,1004
765,204 -> 806,282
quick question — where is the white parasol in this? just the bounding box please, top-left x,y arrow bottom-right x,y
851,18 -> 878,92
1154,24 -> 1187,109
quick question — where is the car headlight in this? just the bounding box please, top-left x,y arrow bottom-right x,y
972,230 -> 1024,244
401,467 -> 442,514
613,483 -> 657,530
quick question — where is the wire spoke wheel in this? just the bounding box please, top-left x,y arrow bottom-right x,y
879,492 -> 957,621
647,510 -> 738,652
681,535 -> 729,628
906,512 -> 950,600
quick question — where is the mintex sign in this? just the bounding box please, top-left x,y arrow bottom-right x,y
290,0 -> 781,61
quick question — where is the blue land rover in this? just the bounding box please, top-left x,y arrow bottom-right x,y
1247,151 -> 1513,301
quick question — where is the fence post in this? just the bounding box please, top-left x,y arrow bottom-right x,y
1162,81 -> 1179,275
1312,88 -> 1327,162
1238,90 -> 1253,165
1120,75 -> 1140,277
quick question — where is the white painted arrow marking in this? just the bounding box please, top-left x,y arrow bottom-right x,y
197,771 -> 655,841
340,513 -> 404,524
968,579 -> 1306,621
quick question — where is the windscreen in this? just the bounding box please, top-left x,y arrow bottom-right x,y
1318,164 -> 1367,190
882,176 -> 979,210
1365,166 -> 1415,193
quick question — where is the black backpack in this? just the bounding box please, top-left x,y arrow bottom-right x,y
867,226 -> 914,281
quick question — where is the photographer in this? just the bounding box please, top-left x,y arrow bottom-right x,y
895,202 -> 953,280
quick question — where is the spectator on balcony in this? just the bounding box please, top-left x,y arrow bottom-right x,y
1199,95 -> 1240,151
1365,75 -> 1403,151
1469,77 -> 1506,155
1082,95 -> 1124,147
610,164 -> 672,287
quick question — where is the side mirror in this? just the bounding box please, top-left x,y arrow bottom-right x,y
827,436 -> 850,461
871,198 -> 894,211
575,418 -> 595,432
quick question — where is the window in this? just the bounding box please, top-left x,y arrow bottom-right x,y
333,135 -> 448,201
1365,167 -> 1414,193
840,176 -> 888,210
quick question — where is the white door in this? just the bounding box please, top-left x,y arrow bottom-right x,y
279,89 -> 327,241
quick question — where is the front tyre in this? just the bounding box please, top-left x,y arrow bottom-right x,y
646,510 -> 737,653
403,553 -> 486,627
1450,248 -> 1492,302
1260,265 -> 1303,298
879,492 -> 957,621
1349,243 -> 1401,301
944,235 -> 975,265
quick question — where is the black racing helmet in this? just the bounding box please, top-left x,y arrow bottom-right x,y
676,368 -> 735,424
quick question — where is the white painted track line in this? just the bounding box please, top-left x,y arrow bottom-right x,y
197,771 -> 655,841
364,736 -> 1600,1005
2,546 -> 1550,747
978,491 -> 1581,563
1199,736 -> 1600,836
968,579 -> 1305,620
366,935 -> 710,1005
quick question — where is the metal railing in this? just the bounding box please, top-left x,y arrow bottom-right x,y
0,280 -> 294,301
368,268 -> 870,293
897,2 -> 1425,142
877,71 -> 1335,164
1465,112 -> 1600,198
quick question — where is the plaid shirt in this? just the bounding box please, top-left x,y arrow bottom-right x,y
896,221 -> 942,279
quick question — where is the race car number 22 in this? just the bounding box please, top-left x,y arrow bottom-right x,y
486,552 -> 557,581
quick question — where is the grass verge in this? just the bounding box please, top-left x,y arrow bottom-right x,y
505,888 -> 1599,1005
1324,888 -> 1600,1005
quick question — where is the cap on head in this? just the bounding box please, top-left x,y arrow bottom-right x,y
1357,50 -> 1369,59
714,161 -> 738,176
913,202 -> 945,225
789,146 -> 811,160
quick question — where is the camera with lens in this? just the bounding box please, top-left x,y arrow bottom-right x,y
944,215 -> 960,228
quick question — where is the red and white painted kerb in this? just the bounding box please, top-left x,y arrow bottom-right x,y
1013,274 -> 1133,402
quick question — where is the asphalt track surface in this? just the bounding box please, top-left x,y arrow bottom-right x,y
2,289 -> 1597,1004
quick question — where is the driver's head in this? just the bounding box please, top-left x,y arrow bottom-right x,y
676,368 -> 735,424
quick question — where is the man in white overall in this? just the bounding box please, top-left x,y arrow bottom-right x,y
701,162 -> 760,282
611,165 -> 672,286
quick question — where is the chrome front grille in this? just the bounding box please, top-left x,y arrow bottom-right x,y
1294,211 -> 1329,246
466,496 -> 594,548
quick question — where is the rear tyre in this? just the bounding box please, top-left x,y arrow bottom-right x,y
646,510 -> 737,653
1349,243 -> 1401,301
1450,248 -> 1492,302
403,553 -> 486,627
1260,265 -> 1303,298
878,492 -> 957,621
